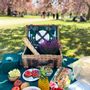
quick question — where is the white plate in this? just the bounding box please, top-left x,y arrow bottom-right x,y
22,68 -> 39,82
46,69 -> 53,76
23,86 -> 41,90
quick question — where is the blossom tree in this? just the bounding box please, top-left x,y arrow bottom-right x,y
0,0 -> 90,20
58,0 -> 90,20
0,0 -> 8,14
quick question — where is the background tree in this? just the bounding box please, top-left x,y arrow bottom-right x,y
0,0 -> 8,15
0,0 -> 90,20
58,0 -> 90,20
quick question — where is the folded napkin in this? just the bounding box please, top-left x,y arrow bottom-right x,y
68,79 -> 90,90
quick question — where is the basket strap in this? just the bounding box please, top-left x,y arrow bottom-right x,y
23,37 -> 40,55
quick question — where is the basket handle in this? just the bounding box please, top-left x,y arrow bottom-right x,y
23,37 -> 40,55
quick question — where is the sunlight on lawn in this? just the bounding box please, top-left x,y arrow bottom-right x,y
0,16 -> 90,58
33,20 -> 90,28
0,15 -> 40,19
0,17 -> 90,29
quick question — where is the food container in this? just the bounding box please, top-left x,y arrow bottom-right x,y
22,25 -> 62,68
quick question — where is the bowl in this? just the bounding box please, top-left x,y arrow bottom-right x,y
23,86 -> 41,90
46,69 -> 53,76
8,76 -> 19,82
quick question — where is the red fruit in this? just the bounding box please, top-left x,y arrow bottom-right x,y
51,88 -> 57,90
12,86 -> 20,90
24,71 -> 32,77
31,70 -> 39,77
51,88 -> 63,90
56,88 -> 63,90
14,80 -> 22,87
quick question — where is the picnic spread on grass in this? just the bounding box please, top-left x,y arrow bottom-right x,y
0,25 -> 90,90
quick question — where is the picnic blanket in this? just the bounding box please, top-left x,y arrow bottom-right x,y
0,51 -> 78,90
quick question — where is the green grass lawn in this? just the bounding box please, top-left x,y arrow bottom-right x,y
0,16 -> 90,58
34,20 -> 90,28
0,16 -> 90,29
0,15 -> 40,19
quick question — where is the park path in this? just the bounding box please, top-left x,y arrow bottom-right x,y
0,18 -> 52,28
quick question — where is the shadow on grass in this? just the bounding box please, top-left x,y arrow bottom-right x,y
0,25 -> 90,58
0,27 -> 26,54
59,25 -> 90,57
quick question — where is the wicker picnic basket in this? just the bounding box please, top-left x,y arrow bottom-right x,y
22,25 -> 62,68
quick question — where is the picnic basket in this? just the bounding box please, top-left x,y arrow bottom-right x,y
22,25 -> 62,68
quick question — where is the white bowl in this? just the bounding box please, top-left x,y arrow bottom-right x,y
46,70 -> 53,76
23,86 -> 41,90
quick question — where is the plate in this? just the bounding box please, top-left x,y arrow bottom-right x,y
22,68 -> 39,82
46,69 -> 53,76
23,86 -> 41,90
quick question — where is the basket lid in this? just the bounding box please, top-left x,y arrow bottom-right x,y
27,25 -> 59,47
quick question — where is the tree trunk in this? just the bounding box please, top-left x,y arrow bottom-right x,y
1,10 -> 5,15
86,7 -> 90,20
7,6 -> 12,16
